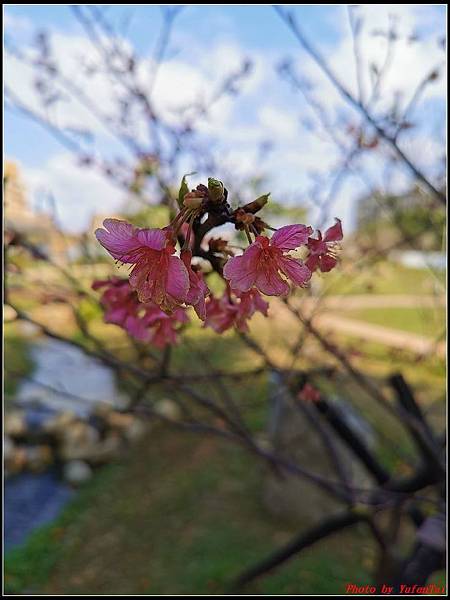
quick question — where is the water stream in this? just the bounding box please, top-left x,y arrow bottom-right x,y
5,338 -> 127,550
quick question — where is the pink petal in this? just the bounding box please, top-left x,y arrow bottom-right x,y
194,294 -> 207,321
181,250 -> 210,316
252,291 -> 270,316
236,289 -> 269,325
125,315 -> 150,341
143,305 -> 168,326
319,254 -> 338,272
131,259 -> 161,304
136,228 -> 167,251
95,219 -> 141,262
305,254 -> 320,272
204,296 -> 237,333
271,224 -> 313,251
104,306 -> 128,325
129,258 -> 152,294
223,244 -> 261,292
150,321 -> 178,348
165,255 -> 189,304
278,256 -> 311,287
172,307 -> 189,324
323,219 -> 343,243
255,264 -> 290,296
92,279 -> 108,291
307,236 -> 326,254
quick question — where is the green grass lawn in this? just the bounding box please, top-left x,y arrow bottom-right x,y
4,323 -> 35,406
343,307 -> 446,338
321,261 -> 445,297
5,427 -> 373,595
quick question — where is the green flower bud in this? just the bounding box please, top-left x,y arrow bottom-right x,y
207,177 -> 225,203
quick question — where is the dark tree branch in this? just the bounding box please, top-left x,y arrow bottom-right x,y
231,510 -> 366,591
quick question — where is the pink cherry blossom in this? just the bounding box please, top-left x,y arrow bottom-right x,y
234,288 -> 269,332
298,383 -> 321,403
181,250 -> 210,321
305,219 -> 343,273
204,293 -> 239,334
223,224 -> 312,296
204,287 -> 269,333
127,304 -> 189,348
92,277 -> 138,328
95,219 -> 189,313
92,277 -> 188,347
147,307 -> 189,348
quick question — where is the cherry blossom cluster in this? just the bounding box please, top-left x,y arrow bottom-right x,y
92,277 -> 188,348
93,177 -> 343,346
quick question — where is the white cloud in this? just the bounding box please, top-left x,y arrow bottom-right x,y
23,154 -> 123,233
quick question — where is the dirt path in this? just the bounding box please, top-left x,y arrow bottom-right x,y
303,295 -> 446,310
313,313 -> 446,358
285,294 -> 445,358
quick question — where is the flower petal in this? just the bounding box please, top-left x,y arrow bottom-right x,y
181,250 -> 210,316
271,224 -> 313,251
255,263 -> 290,296
278,256 -> 311,287
95,219 -> 141,262
223,244 -> 260,292
323,219 -> 343,243
136,228 -> 167,251
165,255 -> 190,304
305,254 -> 320,272
193,294 -> 207,321
319,254 -> 338,272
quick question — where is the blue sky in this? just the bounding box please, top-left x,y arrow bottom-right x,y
5,4 -> 446,232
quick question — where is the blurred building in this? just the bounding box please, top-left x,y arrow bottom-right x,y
4,160 -> 78,264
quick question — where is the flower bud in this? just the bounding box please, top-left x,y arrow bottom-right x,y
235,211 -> 256,226
242,193 -> 270,214
207,178 -> 225,203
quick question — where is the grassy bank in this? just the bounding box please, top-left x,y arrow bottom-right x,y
4,323 -> 35,406
343,306 -> 445,338
5,427 -> 372,595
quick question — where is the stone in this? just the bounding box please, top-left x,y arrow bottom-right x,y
6,447 -> 28,474
59,421 -> 100,461
123,418 -> 148,442
106,411 -> 135,430
26,445 -> 53,472
17,321 -> 40,337
4,436 -> 15,461
42,410 -> 77,435
4,305 -> 17,321
63,460 -> 93,486
105,411 -> 148,441
88,432 -> 123,465
254,433 -> 273,453
153,398 -> 182,421
93,402 -> 113,418
5,411 -> 27,438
